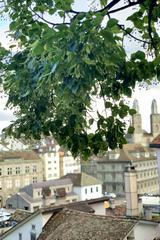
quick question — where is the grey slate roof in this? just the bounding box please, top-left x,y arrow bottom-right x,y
38,209 -> 137,240
31,178 -> 72,189
61,172 -> 102,186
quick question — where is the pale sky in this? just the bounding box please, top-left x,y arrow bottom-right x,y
0,1 -> 160,133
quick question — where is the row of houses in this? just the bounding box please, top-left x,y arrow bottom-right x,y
82,143 -> 159,195
0,199 -> 160,240
0,138 -> 81,206
5,172 -> 102,212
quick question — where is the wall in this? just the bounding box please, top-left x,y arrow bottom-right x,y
134,221 -> 160,240
73,185 -> 102,201
0,157 -> 43,206
6,194 -> 31,211
2,213 -> 43,240
40,152 -> 60,181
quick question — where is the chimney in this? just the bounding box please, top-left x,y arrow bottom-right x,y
124,165 -> 139,217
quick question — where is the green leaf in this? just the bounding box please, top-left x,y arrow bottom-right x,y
107,18 -> 118,28
32,40 -> 44,55
128,126 -> 135,134
129,108 -> 137,116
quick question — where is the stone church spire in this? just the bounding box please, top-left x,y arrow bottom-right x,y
150,99 -> 160,136
131,99 -> 142,135
132,99 -> 139,113
151,99 -> 158,114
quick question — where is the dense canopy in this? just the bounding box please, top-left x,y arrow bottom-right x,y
0,0 -> 160,159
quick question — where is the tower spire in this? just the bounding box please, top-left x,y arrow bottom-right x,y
133,99 -> 139,113
151,99 -> 158,114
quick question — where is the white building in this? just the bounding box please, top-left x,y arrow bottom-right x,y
1,210 -> 42,240
34,138 -> 81,181
34,138 -> 60,180
61,172 -> 103,201
59,150 -> 81,177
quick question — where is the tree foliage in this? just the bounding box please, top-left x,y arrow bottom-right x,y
0,0 -> 160,159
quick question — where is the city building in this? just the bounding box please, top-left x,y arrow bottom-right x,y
59,150 -> 81,177
0,151 -> 43,206
61,172 -> 103,201
6,178 -> 78,212
34,138 -> 81,180
127,99 -> 160,146
82,144 -> 159,195
34,138 -> 60,180
38,208 -> 137,240
0,210 -> 42,240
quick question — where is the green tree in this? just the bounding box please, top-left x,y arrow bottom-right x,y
0,0 -> 160,159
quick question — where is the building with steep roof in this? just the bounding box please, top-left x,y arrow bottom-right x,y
82,144 -> 159,195
6,178 -> 79,212
38,208 -> 137,240
0,151 -> 43,206
61,172 -> 103,200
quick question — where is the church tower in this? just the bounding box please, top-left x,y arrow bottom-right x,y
150,99 -> 160,137
132,99 -> 142,134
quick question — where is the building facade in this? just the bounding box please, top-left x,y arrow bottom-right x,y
34,138 -> 81,181
1,210 -> 43,240
6,178 -> 79,212
61,173 -> 103,201
0,151 -> 43,206
82,144 -> 159,195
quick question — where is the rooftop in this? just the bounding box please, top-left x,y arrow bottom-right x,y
31,178 -> 72,189
38,209 -> 137,240
10,209 -> 31,222
61,172 -> 102,186
0,150 -> 40,161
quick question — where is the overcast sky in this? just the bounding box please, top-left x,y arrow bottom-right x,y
0,1 -> 160,133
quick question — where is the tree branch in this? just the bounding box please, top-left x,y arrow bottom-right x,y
118,24 -> 151,44
29,7 -> 70,26
107,0 -> 146,14
148,0 -> 157,55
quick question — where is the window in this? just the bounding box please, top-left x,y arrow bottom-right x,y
30,232 -> 36,240
7,168 -> 12,175
15,179 -> 20,187
7,180 -> 12,189
24,206 -> 29,210
16,167 -> 20,174
0,168 -> 2,176
19,233 -> 22,240
33,177 -> 37,183
48,167 -> 52,170
96,187 -> 99,192
32,224 -> 36,230
33,165 -> 37,173
48,161 -> 51,164
25,166 -> 30,173
85,188 -> 87,194
91,187 -> 93,193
